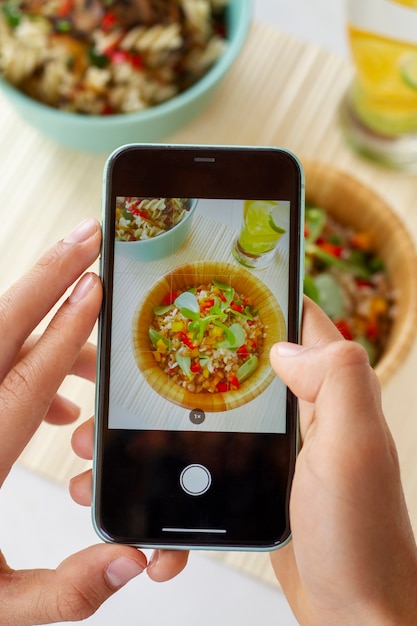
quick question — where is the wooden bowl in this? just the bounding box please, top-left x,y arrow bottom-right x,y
132,261 -> 286,411
304,160 -> 417,384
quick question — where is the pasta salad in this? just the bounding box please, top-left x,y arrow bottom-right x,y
115,197 -> 191,241
0,0 -> 228,114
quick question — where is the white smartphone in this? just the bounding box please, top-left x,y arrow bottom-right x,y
93,144 -> 304,551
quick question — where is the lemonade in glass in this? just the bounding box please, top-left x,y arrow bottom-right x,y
340,0 -> 417,169
233,200 -> 287,269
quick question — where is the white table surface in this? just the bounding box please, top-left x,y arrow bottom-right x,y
0,2 -> 347,625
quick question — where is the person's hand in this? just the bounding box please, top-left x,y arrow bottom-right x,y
0,218 -> 187,626
70,418 -> 190,584
269,298 -> 417,625
70,421 -> 190,584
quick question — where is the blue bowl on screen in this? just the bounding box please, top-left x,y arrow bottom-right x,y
114,199 -> 198,261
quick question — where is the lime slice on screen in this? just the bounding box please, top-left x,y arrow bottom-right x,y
243,201 -> 287,239
268,214 -> 286,233
400,53 -> 417,90
239,200 -> 288,255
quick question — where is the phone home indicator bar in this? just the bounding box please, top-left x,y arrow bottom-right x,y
162,527 -> 227,534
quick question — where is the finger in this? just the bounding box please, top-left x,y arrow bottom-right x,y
43,342 -> 97,425
0,273 -> 102,483
269,340 -> 385,615
16,339 -> 97,383
69,469 -> 93,506
271,339 -> 375,415
71,416 -> 95,460
70,418 -> 94,506
12,341 -> 96,425
147,549 -> 189,582
0,218 -> 101,383
268,301 -> 346,593
44,394 -> 81,425
270,339 -> 382,443
68,341 -> 97,382
69,469 -> 190,582
0,544 -> 147,625
271,297 -> 346,437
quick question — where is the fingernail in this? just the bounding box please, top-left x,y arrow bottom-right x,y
105,557 -> 145,589
68,273 -> 96,304
272,342 -> 308,357
64,218 -> 98,244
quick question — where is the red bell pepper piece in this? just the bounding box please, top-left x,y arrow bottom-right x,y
366,320 -> 379,340
318,241 -> 343,258
228,374 -> 239,389
101,12 -> 117,32
162,291 -> 181,306
200,298 -> 215,310
334,319 -> 353,341
237,344 -> 249,359
177,331 -> 195,350
57,0 -> 73,17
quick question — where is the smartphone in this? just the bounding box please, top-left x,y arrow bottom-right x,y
93,144 -> 304,551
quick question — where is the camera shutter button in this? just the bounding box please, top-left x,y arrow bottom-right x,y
180,464 -> 212,496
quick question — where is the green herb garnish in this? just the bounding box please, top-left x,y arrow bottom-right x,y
2,1 -> 21,28
237,355 -> 258,383
149,328 -> 172,353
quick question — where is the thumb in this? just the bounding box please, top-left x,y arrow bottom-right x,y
270,339 -> 383,440
0,544 -> 147,625
270,339 -> 372,402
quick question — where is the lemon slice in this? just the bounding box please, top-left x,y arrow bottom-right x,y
268,215 -> 286,233
239,200 -> 287,255
391,0 -> 417,8
400,53 -> 417,90
243,201 -> 287,235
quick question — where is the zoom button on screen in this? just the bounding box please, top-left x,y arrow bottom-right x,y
189,408 -> 205,425
180,464 -> 212,496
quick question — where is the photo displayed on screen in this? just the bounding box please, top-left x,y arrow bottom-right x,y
109,197 -> 291,434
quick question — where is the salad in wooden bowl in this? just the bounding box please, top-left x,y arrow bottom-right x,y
304,160 -> 417,383
132,261 -> 287,412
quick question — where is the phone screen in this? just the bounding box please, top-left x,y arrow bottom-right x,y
94,145 -> 304,550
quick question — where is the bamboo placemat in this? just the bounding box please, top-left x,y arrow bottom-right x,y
2,21 -> 417,588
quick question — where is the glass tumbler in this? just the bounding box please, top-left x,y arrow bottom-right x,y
340,0 -> 417,170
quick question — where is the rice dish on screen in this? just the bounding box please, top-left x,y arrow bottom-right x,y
147,279 -> 265,394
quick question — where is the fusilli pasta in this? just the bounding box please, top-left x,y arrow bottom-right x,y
0,0 -> 229,114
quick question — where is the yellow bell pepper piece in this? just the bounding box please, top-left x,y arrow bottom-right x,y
156,338 -> 167,353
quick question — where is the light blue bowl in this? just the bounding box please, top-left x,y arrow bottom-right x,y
114,199 -> 198,261
0,0 -> 252,153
